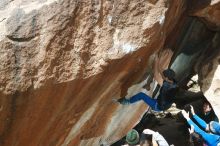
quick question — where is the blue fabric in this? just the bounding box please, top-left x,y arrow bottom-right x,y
126,81 -> 178,111
128,92 -> 161,111
210,121 -> 220,135
193,114 -> 220,135
193,114 -> 208,130
187,119 -> 220,146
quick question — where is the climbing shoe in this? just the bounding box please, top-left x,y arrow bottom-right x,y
117,97 -> 130,105
112,98 -> 119,103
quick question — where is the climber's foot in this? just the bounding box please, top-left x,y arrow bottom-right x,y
112,98 -> 119,103
112,97 -> 130,105
118,97 -> 130,105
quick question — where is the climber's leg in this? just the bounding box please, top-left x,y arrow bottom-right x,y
117,92 -> 161,111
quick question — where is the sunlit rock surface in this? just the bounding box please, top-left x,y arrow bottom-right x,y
1,0 -> 220,145
194,31 -> 220,119
204,65 -> 220,118
0,0 -> 186,146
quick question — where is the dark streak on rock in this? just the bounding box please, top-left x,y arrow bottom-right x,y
0,92 -> 18,145
0,18 -> 6,23
6,35 -> 36,42
96,0 -> 104,28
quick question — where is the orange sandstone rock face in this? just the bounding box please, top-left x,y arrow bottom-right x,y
0,0 -> 186,146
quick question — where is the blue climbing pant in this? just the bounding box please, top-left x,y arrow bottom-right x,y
128,92 -> 161,111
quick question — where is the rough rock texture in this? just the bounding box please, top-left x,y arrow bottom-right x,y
0,0 -> 186,146
199,32 -> 220,118
204,64 -> 220,118
0,0 -> 220,146
0,0 -> 185,94
189,0 -> 220,30
170,18 -> 215,81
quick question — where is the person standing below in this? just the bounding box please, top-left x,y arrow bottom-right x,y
189,105 -> 220,135
123,129 -> 140,146
141,129 -> 169,146
123,129 -> 169,146
188,125 -> 206,146
182,106 -> 220,146
184,100 -> 218,123
201,101 -> 218,123
116,69 -> 179,111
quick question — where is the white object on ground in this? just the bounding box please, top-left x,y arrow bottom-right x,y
143,129 -> 169,146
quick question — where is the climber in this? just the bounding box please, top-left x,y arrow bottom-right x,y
124,129 -> 169,146
115,68 -> 179,111
182,107 -> 220,146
